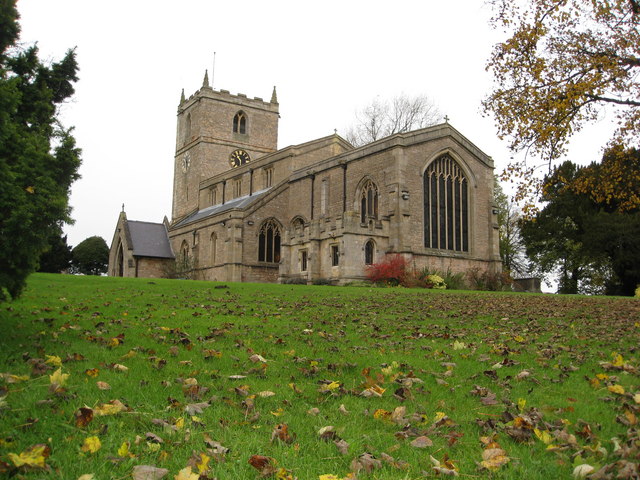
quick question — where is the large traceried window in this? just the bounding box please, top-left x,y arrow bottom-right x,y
258,219 -> 281,263
360,179 -> 379,223
233,111 -> 247,134
423,154 -> 469,252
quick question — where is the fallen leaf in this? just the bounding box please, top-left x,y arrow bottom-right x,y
184,402 -> 210,415
271,423 -> 294,444
410,436 -> 433,448
334,439 -> 349,455
479,447 -> 510,471
81,436 -> 101,454
131,465 -> 169,480
45,355 -> 62,367
74,407 -> 94,427
94,399 -> 128,416
608,384 -> 625,395
187,452 -> 211,474
248,455 -> 278,476
96,381 -> 111,390
174,466 -> 199,480
573,464 -> 595,479
49,367 -> 69,386
350,452 -> 381,474
77,475 -> 95,480
8,444 -> 51,468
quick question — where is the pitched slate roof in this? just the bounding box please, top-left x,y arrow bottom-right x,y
173,188 -> 271,228
127,221 -> 174,258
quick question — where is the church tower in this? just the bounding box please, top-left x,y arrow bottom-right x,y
171,71 -> 280,221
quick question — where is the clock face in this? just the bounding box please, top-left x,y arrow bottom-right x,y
229,149 -> 251,168
181,152 -> 191,173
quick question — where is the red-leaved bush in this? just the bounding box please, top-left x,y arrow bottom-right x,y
365,254 -> 408,286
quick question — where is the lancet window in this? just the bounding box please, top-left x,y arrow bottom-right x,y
360,180 -> 379,223
233,111 -> 247,134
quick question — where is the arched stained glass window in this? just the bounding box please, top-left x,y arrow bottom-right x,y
233,111 -> 247,134
360,179 -> 379,223
258,219 -> 281,263
423,154 -> 469,252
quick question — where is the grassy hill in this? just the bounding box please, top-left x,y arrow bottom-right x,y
0,273 -> 639,479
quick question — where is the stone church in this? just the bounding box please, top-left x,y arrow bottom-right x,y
108,72 -> 501,283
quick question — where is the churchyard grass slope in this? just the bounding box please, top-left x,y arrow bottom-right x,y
0,273 -> 639,479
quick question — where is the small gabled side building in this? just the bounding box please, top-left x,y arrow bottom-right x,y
108,210 -> 174,278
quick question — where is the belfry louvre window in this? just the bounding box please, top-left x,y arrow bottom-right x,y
360,180 -> 379,223
423,154 -> 469,251
233,111 -> 247,134
258,219 -> 281,263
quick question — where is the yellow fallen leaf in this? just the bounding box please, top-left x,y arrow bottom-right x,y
49,368 -> 69,386
534,428 -> 553,444
633,393 -> 640,404
94,400 -> 127,416
45,355 -> 62,367
452,340 -> 466,350
323,381 -> 341,392
434,411 -> 447,422
373,409 -> 391,419
175,466 -> 199,480
8,444 -> 51,468
608,384 -> 625,395
81,436 -> 101,454
517,398 -> 527,412
270,408 -> 285,417
612,353 -> 624,367
117,441 -> 134,458
0,373 -> 29,383
195,452 -> 211,473
77,475 -> 95,480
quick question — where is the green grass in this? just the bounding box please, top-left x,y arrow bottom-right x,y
0,273 -> 639,479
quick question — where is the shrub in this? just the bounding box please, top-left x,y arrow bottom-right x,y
366,254 -> 408,286
466,267 -> 513,291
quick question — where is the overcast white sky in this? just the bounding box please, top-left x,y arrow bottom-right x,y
16,0 -> 614,249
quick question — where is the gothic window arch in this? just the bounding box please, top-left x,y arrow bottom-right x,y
423,153 -> 469,252
364,239 -> 375,265
258,219 -> 281,263
359,179 -> 379,223
233,111 -> 247,134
